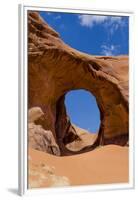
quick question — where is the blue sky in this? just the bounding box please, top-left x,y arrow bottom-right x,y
39,11 -> 129,133
65,90 -> 100,133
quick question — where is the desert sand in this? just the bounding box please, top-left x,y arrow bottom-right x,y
66,125 -> 98,152
28,145 -> 128,188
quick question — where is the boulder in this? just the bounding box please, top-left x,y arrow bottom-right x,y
28,107 -> 60,156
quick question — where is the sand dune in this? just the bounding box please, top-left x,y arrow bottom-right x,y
66,124 -> 98,152
28,145 -> 128,188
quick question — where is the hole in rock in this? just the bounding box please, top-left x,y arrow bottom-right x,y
65,89 -> 101,134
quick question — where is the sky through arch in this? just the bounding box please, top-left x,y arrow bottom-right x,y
65,90 -> 101,133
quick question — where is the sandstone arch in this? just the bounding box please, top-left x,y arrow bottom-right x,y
28,12 -> 129,156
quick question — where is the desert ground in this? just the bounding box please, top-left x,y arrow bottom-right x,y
28,145 -> 128,188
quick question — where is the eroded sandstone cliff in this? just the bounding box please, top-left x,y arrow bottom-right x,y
28,11 -> 129,156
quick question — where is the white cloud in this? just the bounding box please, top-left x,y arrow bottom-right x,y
55,15 -> 61,20
78,15 -> 108,27
78,15 -> 124,32
105,16 -> 125,35
109,16 -> 122,23
101,44 -> 120,56
46,12 -> 52,15
46,13 -> 61,20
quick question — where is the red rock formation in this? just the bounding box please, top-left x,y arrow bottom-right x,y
28,11 -> 129,156
28,107 -> 60,156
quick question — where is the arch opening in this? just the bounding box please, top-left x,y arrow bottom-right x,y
55,89 -> 102,155
65,89 -> 101,134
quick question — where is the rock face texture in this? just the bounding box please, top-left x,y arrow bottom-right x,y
28,107 -> 60,156
28,12 -> 129,156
